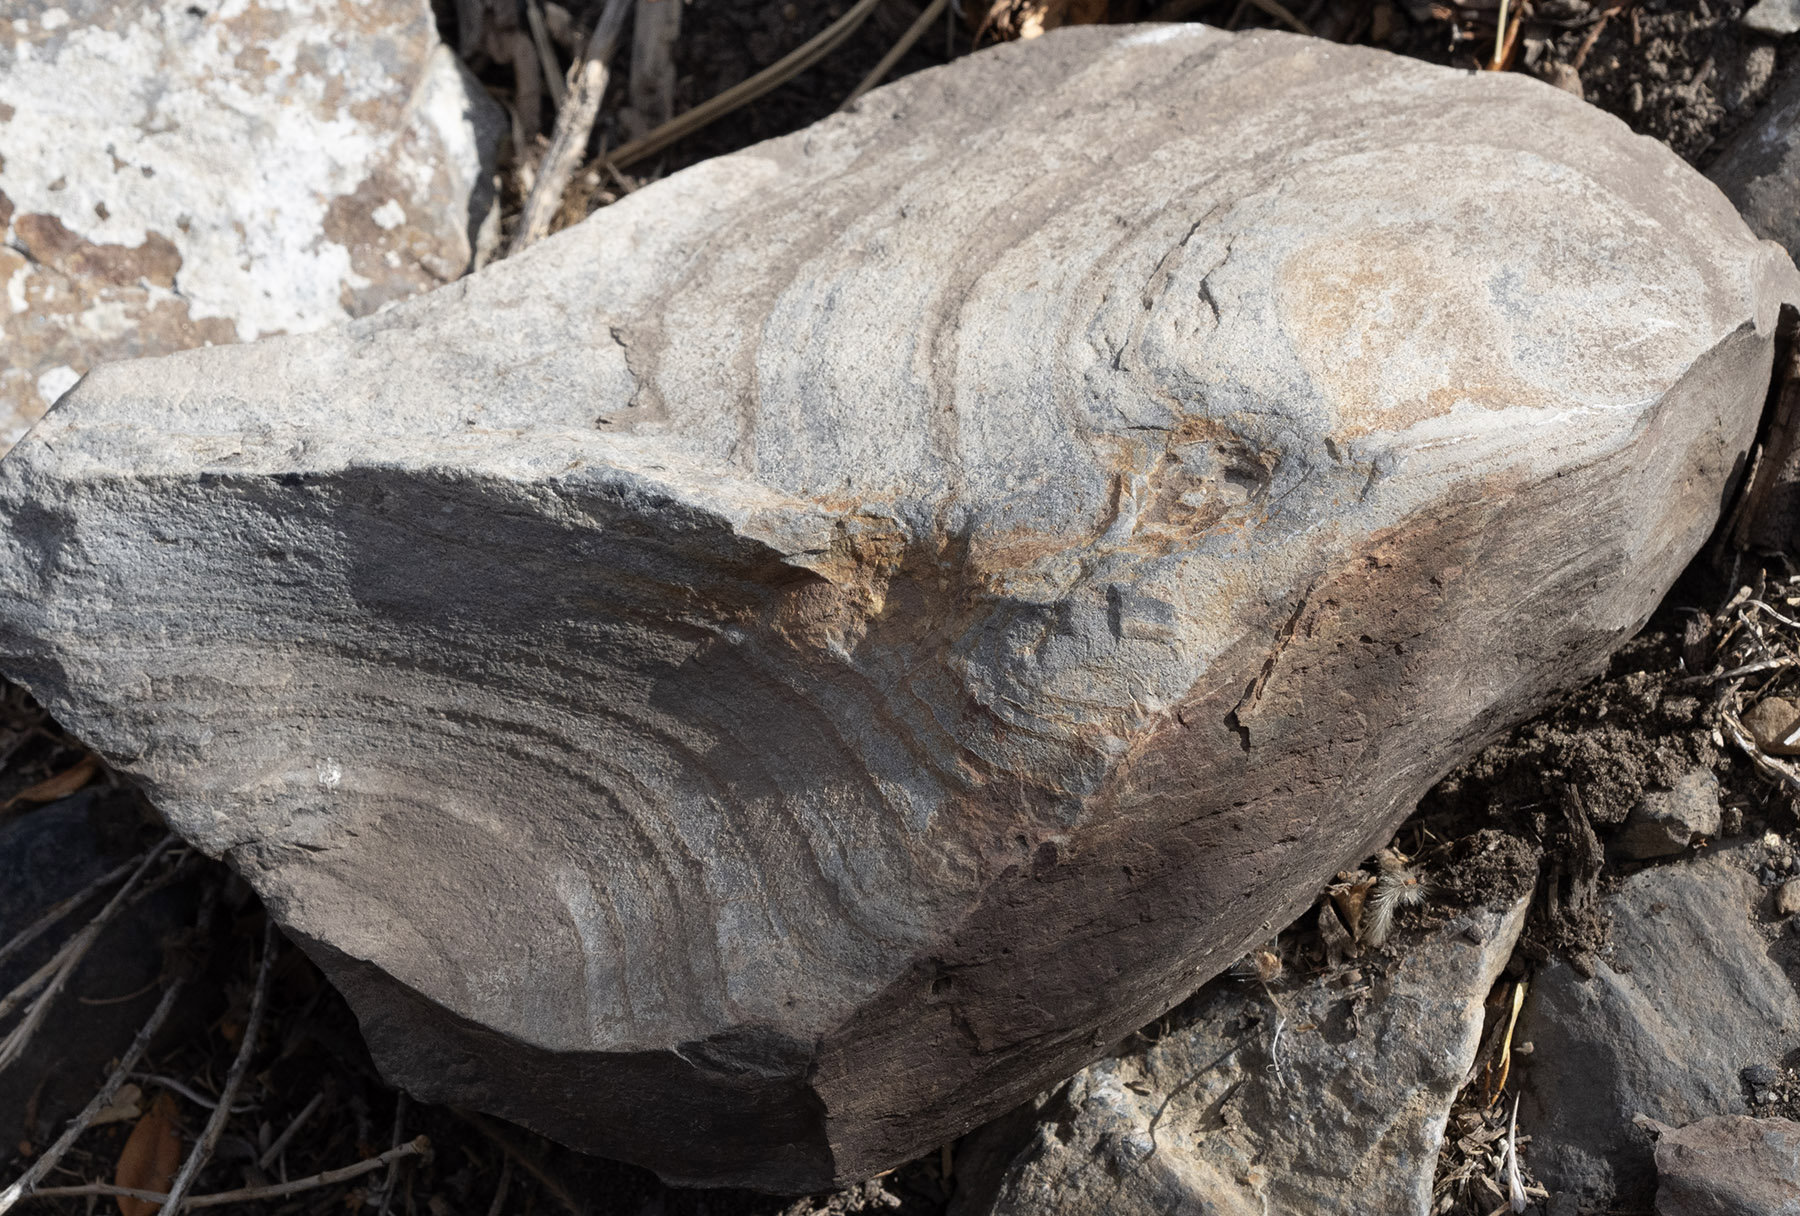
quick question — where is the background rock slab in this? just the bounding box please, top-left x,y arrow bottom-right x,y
1653,1116 -> 1800,1216
953,895 -> 1530,1216
0,24 -> 1793,1190
1713,57 -> 1800,270
0,0 -> 504,453
1517,858 -> 1800,1210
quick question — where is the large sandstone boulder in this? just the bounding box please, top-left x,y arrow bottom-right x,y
0,23 -> 1792,1192
0,0 -> 504,454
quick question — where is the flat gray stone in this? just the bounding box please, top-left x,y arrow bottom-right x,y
1654,1116 -> 1800,1216
1519,859 -> 1800,1210
0,25 -> 1792,1190
0,0 -> 505,453
955,896 -> 1530,1216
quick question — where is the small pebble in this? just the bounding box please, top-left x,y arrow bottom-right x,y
1743,1063 -> 1779,1087
1746,697 -> 1800,755
1776,879 -> 1800,917
1541,62 -> 1584,99
1744,0 -> 1800,34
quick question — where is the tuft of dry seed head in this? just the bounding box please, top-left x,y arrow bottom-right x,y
1360,849 -> 1429,947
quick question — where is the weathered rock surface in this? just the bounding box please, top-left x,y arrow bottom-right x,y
1653,1116 -> 1800,1216
0,24 -> 1792,1190
1518,859 -> 1800,1209
1616,768 -> 1722,859
0,0 -> 505,453
952,895 -> 1530,1216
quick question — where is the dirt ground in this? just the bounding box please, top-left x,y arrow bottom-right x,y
6,2 -> 1800,1215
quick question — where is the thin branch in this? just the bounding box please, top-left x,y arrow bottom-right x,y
450,1111 -> 583,1216
0,884 -> 219,1216
1679,655 -> 1800,685
0,835 -> 176,1074
627,0 -> 681,130
842,0 -> 949,109
606,0 -> 884,169
1722,706 -> 1800,799
24,1137 -> 431,1209
1246,0 -> 1311,35
510,0 -> 634,254
374,1091 -> 408,1216
131,1074 -> 258,1115
0,982 -> 185,1215
483,1157 -> 513,1216
258,1092 -> 324,1171
162,919 -> 278,1216
525,0 -> 566,110
0,853 -> 137,972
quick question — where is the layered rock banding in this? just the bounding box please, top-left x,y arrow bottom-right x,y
0,24 -> 1793,1192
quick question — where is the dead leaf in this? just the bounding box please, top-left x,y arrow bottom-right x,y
114,1091 -> 181,1216
977,0 -> 1109,41
91,1082 -> 144,1128
1,753 -> 100,812
1327,871 -> 1376,940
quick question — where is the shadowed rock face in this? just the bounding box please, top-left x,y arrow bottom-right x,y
0,24 -> 1792,1192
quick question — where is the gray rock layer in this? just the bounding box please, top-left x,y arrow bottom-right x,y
0,25 -> 1793,1190
956,896 -> 1531,1216
1519,858 -> 1800,1208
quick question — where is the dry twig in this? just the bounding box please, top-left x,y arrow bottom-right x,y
843,0 -> 950,108
131,1075 -> 258,1115
0,984 -> 185,1215
0,835 -> 175,1074
511,0 -> 634,253
451,1110 -> 583,1216
607,0 -> 885,169
0,853 -> 137,972
258,1092 -> 325,1172
483,1157 -> 513,1216
524,0 -> 566,109
1245,0 -> 1311,35
1722,706 -> 1800,798
0,885 -> 218,1215
625,0 -> 682,135
25,1137 -> 431,1208
160,918 -> 278,1216
374,1091 -> 409,1216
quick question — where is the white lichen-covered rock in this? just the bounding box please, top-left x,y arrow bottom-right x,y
0,24 -> 1793,1192
0,0 -> 504,452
